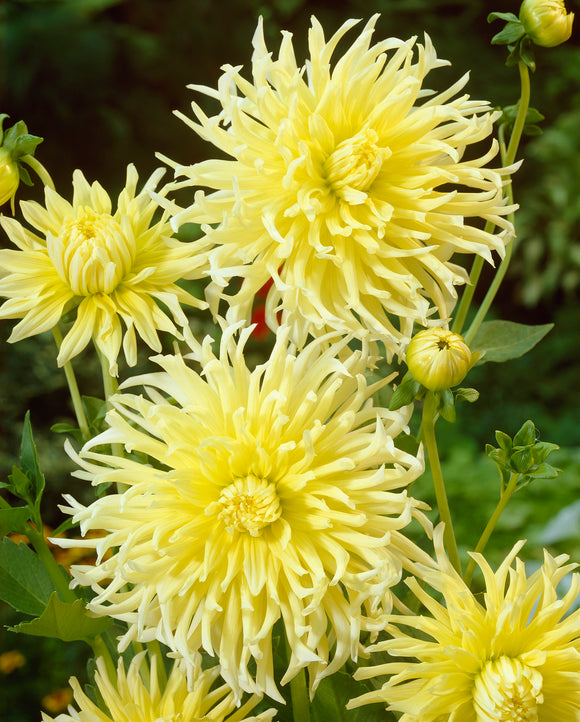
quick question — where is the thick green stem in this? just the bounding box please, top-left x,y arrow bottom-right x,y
285,636 -> 311,722
464,472 -> 520,588
20,154 -> 55,191
52,327 -> 90,442
25,523 -> 77,604
422,393 -> 461,574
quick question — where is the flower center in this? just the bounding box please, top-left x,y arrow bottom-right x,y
473,656 -> 544,722
59,207 -> 134,295
323,128 -> 388,203
218,475 -> 281,536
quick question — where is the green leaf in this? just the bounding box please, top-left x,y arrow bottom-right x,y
8,466 -> 32,502
389,373 -> 420,410
495,430 -> 512,452
437,389 -> 456,423
312,670 -> 387,722
9,591 -> 113,642
18,411 -> 45,504
0,537 -> 57,615
488,11 -> 520,23
470,321 -> 553,363
455,387 -> 479,404
491,22 -> 525,46
513,420 -> 536,448
0,507 -> 32,536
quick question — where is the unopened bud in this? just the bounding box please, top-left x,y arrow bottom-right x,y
406,328 -> 475,392
519,0 -> 574,47
0,148 -> 20,207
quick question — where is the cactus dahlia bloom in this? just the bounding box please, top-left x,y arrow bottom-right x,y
348,525 -> 580,721
0,165 -> 208,375
57,326 -> 430,702
166,15 -> 515,355
41,652 -> 276,722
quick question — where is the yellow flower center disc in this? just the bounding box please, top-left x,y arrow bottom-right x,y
324,128 -> 390,203
473,656 -> 543,721
218,474 -> 281,536
60,207 -> 133,295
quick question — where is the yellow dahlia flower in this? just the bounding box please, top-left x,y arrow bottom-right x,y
0,164 -> 208,375
349,525 -> 580,720
166,15 -> 515,354
57,326 -> 430,701
41,651 -> 276,722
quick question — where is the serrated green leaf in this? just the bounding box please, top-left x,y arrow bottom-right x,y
0,537 -> 57,615
471,321 -> 553,363
0,507 -> 32,536
9,591 -> 112,641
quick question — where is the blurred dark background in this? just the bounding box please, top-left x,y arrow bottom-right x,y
0,1 -> 579,718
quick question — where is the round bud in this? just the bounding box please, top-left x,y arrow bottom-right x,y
406,328 -> 474,392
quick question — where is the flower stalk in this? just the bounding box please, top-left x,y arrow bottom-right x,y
285,636 -> 311,722
464,60 -> 530,345
52,326 -> 90,442
422,392 -> 461,573
464,472 -> 521,588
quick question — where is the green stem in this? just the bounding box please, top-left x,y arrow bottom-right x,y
422,393 -> 461,574
52,327 -> 90,442
25,523 -> 77,604
147,639 -> 168,690
285,636 -> 311,722
90,634 -> 118,684
454,60 -> 530,341
451,255 -> 485,336
464,232 -> 514,346
98,349 -> 123,459
504,61 -> 531,168
464,472 -> 520,588
20,155 -> 55,191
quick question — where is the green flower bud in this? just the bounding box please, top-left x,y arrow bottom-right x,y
406,328 -> 475,392
0,147 -> 20,206
519,0 -> 574,47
